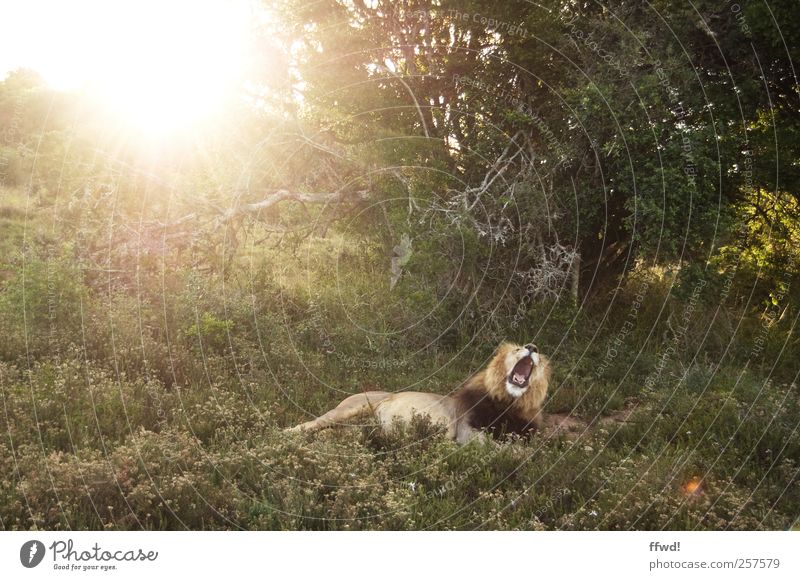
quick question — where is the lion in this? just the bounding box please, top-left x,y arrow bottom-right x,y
286,342 -> 550,444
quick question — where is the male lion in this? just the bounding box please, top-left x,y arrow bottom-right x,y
287,342 -> 550,444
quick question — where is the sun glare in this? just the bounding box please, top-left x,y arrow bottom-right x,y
3,0 -> 256,137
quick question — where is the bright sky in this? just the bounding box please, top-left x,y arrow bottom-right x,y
0,0 -> 258,135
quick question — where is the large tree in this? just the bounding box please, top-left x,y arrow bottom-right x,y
274,0 -> 799,306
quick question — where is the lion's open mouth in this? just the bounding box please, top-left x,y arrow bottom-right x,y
508,355 -> 534,388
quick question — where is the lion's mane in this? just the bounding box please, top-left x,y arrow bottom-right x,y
453,342 -> 551,436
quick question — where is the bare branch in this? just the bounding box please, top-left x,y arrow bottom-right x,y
215,189 -> 369,226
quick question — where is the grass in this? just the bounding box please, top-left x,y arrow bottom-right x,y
0,190 -> 798,530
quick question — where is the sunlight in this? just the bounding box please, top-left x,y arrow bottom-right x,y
2,0 -> 256,137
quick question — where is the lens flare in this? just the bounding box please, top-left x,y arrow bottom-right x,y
682,477 -> 704,497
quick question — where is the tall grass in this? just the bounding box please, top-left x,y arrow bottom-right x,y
0,196 -> 798,530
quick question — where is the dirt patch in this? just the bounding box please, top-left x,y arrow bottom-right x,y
542,404 -> 641,440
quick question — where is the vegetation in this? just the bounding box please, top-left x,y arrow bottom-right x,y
0,0 -> 798,530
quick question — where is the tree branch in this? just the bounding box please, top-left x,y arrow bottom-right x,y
216,189 -> 369,226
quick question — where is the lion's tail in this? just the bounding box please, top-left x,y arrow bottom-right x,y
286,391 -> 393,433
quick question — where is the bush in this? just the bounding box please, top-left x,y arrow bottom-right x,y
0,248 -> 84,360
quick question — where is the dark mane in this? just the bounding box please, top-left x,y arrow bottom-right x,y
453,384 -> 538,439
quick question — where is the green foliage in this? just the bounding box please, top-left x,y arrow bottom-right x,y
0,246 -> 85,360
186,313 -> 235,355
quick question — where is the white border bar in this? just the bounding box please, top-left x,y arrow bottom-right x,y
1,531 -> 798,579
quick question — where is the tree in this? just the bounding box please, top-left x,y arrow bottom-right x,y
275,0 -> 800,306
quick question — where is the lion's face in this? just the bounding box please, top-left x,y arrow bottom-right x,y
501,343 -> 541,398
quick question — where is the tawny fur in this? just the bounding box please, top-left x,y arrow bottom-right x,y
287,342 -> 550,444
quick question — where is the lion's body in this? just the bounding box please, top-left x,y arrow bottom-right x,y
287,343 -> 550,444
